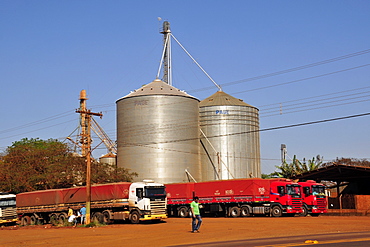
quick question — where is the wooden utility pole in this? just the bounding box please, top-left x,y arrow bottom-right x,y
76,90 -> 102,224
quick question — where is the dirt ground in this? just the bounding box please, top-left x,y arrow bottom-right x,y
1,216 -> 370,247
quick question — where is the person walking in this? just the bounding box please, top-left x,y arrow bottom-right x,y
190,196 -> 202,233
80,205 -> 86,224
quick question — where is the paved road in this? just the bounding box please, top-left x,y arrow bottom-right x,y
171,231 -> 370,247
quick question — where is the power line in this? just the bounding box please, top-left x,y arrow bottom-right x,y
187,48 -> 370,93
258,85 -> 370,108
117,112 -> 370,146
232,63 -> 370,94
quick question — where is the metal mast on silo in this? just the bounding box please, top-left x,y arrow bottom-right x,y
160,21 -> 172,85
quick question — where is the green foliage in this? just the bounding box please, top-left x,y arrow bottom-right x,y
0,138 -> 137,194
270,155 -> 323,179
261,173 -> 272,179
331,157 -> 370,167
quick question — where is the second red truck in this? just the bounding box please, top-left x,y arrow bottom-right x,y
166,178 -> 304,217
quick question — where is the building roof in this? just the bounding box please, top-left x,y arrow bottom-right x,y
291,163 -> 370,182
199,91 -> 257,108
118,79 -> 198,100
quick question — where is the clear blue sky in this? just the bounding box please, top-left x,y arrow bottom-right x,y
1,1 -> 369,174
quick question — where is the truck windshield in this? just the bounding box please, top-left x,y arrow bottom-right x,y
286,185 -> 301,196
312,185 -> 325,197
145,186 -> 166,198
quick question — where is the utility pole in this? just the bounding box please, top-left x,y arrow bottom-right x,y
76,90 -> 102,224
281,144 -> 287,164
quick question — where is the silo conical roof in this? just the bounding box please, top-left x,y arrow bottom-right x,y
199,91 -> 255,108
119,79 -> 197,100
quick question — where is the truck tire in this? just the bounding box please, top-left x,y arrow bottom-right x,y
102,210 -> 113,224
271,206 -> 282,217
30,215 -> 37,225
58,212 -> 68,224
21,216 -> 31,226
178,207 -> 189,218
130,211 -> 140,224
300,206 -> 308,217
229,206 -> 240,217
310,213 -> 320,217
50,214 -> 58,225
240,206 -> 251,217
92,212 -> 104,224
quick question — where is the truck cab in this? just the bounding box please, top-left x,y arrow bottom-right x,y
299,180 -> 327,216
0,193 -> 17,225
269,180 -> 303,216
128,180 -> 167,223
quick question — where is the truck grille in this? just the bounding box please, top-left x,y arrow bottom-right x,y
0,208 -> 17,219
316,198 -> 326,209
150,200 -> 167,215
291,198 -> 302,209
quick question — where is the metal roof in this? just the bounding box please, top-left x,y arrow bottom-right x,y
291,164 -> 370,182
199,91 -> 257,108
118,79 -> 198,100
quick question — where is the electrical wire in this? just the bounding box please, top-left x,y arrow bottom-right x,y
187,48 -> 370,93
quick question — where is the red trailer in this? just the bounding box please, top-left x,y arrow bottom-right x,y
166,178 -> 303,217
298,180 -> 327,216
17,181 -> 167,225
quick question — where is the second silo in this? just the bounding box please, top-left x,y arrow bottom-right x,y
199,91 -> 261,181
116,79 -> 201,184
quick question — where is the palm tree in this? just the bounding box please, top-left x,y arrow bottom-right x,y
271,155 -> 322,179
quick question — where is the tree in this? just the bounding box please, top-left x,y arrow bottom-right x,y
0,138 -> 137,194
91,161 -> 138,184
329,157 -> 370,167
270,155 -> 323,179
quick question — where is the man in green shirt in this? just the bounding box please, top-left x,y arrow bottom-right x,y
190,196 -> 202,233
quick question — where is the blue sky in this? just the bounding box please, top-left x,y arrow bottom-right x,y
1,1 -> 369,174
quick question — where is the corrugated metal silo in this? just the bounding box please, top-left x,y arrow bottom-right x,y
99,152 -> 116,167
199,91 -> 261,181
116,79 -> 201,184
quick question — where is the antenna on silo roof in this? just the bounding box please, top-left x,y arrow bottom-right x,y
156,19 -> 222,91
156,20 -> 172,86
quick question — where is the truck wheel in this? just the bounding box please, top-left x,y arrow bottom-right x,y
92,212 -> 104,224
102,210 -> 113,224
30,215 -> 37,225
310,213 -> 320,217
50,214 -> 58,225
178,207 -> 189,218
240,206 -> 251,217
229,206 -> 240,217
271,206 -> 282,217
300,206 -> 308,217
130,211 -> 140,224
58,212 -> 68,224
21,216 -> 31,226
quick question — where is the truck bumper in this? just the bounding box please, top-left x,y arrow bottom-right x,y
0,218 -> 18,224
312,208 -> 327,214
286,208 -> 303,214
142,214 -> 167,221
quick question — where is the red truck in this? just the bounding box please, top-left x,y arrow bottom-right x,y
298,180 -> 327,216
17,181 -> 167,225
166,178 -> 303,217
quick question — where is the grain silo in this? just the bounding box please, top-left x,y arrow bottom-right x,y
116,79 -> 201,184
199,91 -> 261,181
99,152 -> 116,167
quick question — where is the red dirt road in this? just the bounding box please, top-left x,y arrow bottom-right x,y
1,216 -> 370,246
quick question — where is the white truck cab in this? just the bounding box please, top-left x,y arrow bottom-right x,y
128,180 -> 167,223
